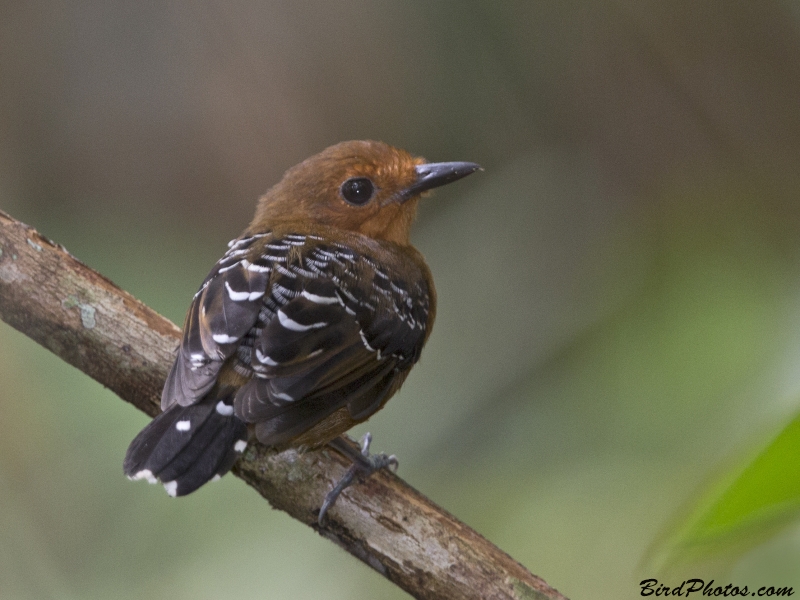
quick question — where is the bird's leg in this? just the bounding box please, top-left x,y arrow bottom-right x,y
318,433 -> 398,525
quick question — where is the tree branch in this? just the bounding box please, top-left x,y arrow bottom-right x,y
0,209 -> 567,600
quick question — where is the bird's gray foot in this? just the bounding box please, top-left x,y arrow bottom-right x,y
318,433 -> 398,525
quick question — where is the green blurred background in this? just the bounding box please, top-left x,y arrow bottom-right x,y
3,1 -> 800,598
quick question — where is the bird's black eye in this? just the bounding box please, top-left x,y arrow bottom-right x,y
340,177 -> 375,205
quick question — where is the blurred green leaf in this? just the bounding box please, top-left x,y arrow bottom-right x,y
655,410 -> 800,566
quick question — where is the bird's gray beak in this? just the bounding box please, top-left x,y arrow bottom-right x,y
401,161 -> 481,200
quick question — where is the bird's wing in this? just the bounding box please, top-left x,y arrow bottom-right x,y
162,232 -> 432,448
232,235 -> 432,447
161,233 -> 272,410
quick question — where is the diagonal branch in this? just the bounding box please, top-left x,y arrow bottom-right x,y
0,209 -> 567,600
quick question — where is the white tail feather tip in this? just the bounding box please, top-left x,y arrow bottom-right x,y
130,469 -> 158,484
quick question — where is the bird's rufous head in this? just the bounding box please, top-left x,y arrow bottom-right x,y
250,140 -> 480,245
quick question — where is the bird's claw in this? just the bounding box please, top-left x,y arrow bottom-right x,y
317,433 -> 398,525
358,432 -> 398,472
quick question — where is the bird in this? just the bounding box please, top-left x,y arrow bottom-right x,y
123,140 -> 480,521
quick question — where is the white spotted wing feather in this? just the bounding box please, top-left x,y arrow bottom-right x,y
164,232 -> 433,447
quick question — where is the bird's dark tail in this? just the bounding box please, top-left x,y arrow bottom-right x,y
123,394 -> 249,497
